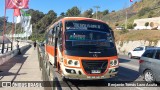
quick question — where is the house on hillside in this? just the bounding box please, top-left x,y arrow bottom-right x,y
133,17 -> 160,30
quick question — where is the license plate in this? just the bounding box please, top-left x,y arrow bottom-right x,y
87,76 -> 104,79
91,70 -> 101,74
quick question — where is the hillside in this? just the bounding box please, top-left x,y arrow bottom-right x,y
1,0 -> 160,41
101,0 -> 160,28
114,30 -> 160,42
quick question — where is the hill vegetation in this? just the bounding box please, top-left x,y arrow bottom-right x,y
102,0 -> 160,28
0,0 -> 160,41
114,30 -> 160,42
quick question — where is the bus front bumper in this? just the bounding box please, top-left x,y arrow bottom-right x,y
62,67 -> 118,80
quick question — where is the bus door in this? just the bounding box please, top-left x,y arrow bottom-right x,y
53,22 -> 63,68
57,23 -> 63,68
52,26 -> 58,67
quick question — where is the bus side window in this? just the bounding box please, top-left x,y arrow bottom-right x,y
46,31 -> 49,45
57,23 -> 63,51
52,27 -> 56,45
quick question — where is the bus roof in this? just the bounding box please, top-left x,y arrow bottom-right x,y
61,17 -> 106,24
47,17 -> 108,32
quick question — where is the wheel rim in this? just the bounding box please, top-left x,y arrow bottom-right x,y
145,71 -> 154,82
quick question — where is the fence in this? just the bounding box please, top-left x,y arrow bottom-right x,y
0,45 -> 31,66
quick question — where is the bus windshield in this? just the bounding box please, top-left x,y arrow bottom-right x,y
65,30 -> 114,50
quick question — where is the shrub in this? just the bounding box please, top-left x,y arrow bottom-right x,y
148,11 -> 154,18
115,23 -> 119,26
133,23 -> 137,27
127,23 -> 134,29
138,7 -> 150,17
145,22 -> 149,27
120,29 -> 129,34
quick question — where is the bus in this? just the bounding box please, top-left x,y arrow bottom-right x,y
45,17 -> 119,80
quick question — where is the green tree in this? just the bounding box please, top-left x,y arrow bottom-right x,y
0,17 -> 4,33
148,11 -> 154,18
26,9 -> 45,24
28,9 -> 57,37
133,23 -> 137,27
127,23 -> 133,29
47,10 -> 57,23
66,6 -> 81,17
60,12 -> 65,17
102,9 -> 109,15
138,7 -> 150,17
82,9 -> 93,18
47,10 -> 57,18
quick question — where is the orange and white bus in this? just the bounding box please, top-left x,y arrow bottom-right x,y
45,17 -> 119,80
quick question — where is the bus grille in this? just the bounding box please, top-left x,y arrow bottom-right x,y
82,60 -> 108,74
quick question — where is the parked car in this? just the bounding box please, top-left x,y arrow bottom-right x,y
128,46 -> 154,59
139,47 -> 160,83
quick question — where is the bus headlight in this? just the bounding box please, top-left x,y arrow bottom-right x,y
68,60 -> 73,64
67,59 -> 80,67
74,61 -> 78,65
110,59 -> 118,66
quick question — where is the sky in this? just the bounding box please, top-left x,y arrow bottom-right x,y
0,0 -> 139,22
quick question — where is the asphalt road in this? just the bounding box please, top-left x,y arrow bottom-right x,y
52,55 -> 160,90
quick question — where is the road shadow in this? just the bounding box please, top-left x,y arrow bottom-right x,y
119,58 -> 131,63
0,45 -> 31,81
116,66 -> 140,81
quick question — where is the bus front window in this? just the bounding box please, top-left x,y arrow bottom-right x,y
65,30 -> 114,50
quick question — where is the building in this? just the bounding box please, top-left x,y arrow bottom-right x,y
133,17 -> 160,30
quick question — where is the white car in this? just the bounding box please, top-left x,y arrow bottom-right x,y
128,46 -> 154,59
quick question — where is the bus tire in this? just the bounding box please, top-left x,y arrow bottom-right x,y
57,63 -> 60,71
62,76 -> 67,81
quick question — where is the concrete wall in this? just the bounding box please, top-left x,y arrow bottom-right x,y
134,17 -> 160,30
116,40 -> 160,55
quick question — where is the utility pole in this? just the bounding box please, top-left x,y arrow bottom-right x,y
124,1 -> 129,30
93,6 -> 100,19
125,10 -> 128,29
125,0 -> 132,30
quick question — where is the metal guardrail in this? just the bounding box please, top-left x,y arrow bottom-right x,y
37,45 -> 56,90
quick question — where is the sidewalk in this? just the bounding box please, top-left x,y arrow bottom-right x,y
0,46 -> 44,90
